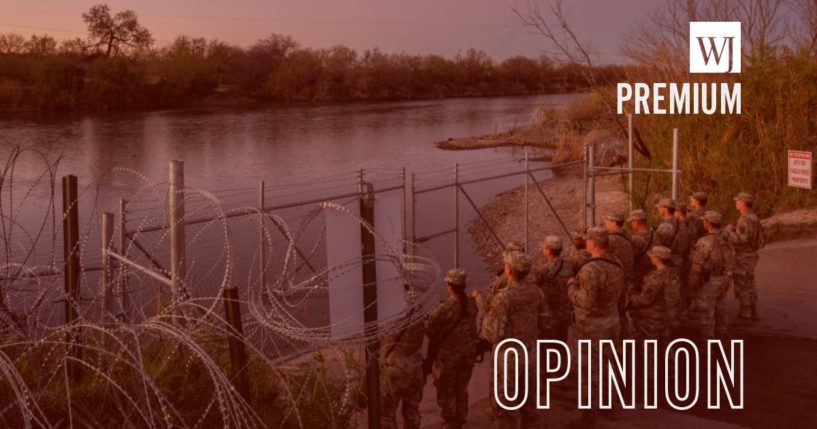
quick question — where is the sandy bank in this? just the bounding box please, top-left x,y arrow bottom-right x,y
468,170 -> 627,272
436,125 -> 558,150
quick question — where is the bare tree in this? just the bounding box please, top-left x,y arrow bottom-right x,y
82,4 -> 153,57
513,0 -> 652,159
0,33 -> 26,54
26,35 -> 58,55
794,0 -> 817,55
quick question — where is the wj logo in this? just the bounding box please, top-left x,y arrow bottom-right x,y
689,22 -> 741,73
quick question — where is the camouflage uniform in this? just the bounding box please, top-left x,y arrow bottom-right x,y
715,229 -> 738,336
568,249 -> 624,419
629,266 -> 681,340
688,191 -> 708,241
688,207 -> 707,240
534,256 -> 574,342
656,217 -> 690,270
426,295 -> 478,429
565,247 -> 592,274
608,229 -> 634,337
730,210 -> 763,319
475,274 -> 508,312
380,319 -> 426,429
685,229 -> 730,339
475,243 -> 524,312
482,266 -> 549,429
631,228 -> 656,289
568,253 -> 624,339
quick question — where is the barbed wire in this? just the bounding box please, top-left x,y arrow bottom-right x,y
0,146 -> 447,428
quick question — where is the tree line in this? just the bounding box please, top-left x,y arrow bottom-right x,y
0,4 -> 623,112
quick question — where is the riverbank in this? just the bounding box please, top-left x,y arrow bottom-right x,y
469,170 -> 627,272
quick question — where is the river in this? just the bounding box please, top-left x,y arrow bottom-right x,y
1,94 -> 580,327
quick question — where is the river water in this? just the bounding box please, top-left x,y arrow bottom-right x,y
1,94 -> 578,195
1,94 -> 580,324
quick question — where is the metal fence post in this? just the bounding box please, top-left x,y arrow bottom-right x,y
454,163 -> 459,268
583,144 -> 588,230
169,160 -> 186,300
524,149 -> 529,252
62,175 -> 82,381
360,181 -> 381,429
628,113 -> 634,212
588,143 -> 596,227
101,212 -> 114,321
223,286 -> 250,401
411,172 -> 416,257
672,128 -> 680,202
258,180 -> 266,290
118,198 -> 129,322
401,168 -> 407,255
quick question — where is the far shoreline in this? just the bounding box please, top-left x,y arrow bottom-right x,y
0,91 -> 585,119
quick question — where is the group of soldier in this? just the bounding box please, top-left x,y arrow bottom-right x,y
378,191 -> 764,429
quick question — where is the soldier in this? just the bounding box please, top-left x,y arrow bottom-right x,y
727,193 -> 763,321
682,211 -> 731,341
655,198 -> 690,300
688,191 -> 708,240
380,291 -> 426,429
534,235 -> 574,343
425,268 -> 478,429
716,225 -> 738,337
675,202 -> 697,288
567,228 -> 624,427
475,241 -> 524,312
566,229 -> 591,273
627,246 -> 681,341
479,251 -> 549,429
629,209 -> 656,289
604,211 -> 634,337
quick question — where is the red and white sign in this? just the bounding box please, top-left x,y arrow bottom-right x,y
788,150 -> 812,189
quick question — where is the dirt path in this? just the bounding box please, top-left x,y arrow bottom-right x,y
413,240 -> 817,429
412,175 -> 817,428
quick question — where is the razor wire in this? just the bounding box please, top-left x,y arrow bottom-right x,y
0,145 -> 448,428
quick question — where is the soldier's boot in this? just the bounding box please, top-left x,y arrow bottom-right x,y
569,410 -> 597,429
750,302 -> 760,321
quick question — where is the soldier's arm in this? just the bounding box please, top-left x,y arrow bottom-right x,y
631,235 -> 645,254
474,293 -> 491,312
656,223 -> 672,247
688,241 -> 709,290
570,266 -> 600,310
488,275 -> 505,294
733,217 -> 751,246
629,276 -> 659,308
424,301 -> 450,337
481,293 -> 508,344
536,289 -> 552,336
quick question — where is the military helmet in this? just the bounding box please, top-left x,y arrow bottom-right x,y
503,241 -> 525,254
733,192 -> 754,203
647,245 -> 672,260
504,251 -> 532,273
628,209 -> 647,222
571,229 -> 587,241
544,235 -> 563,250
585,227 -> 609,247
605,211 -> 626,223
690,191 -> 708,204
703,210 -> 723,225
444,268 -> 467,287
655,197 -> 676,209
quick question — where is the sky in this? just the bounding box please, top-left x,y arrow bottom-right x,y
0,0 -> 661,63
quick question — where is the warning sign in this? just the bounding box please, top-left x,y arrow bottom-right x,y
788,150 -> 813,189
